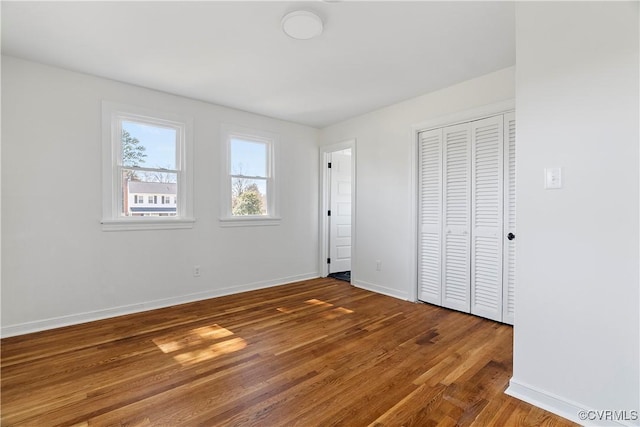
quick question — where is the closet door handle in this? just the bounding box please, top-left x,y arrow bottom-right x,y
507,232 -> 515,241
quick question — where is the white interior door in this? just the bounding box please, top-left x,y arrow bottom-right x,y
502,112 -> 516,325
329,149 -> 352,273
470,115 -> 504,322
418,128 -> 442,304
441,123 -> 471,313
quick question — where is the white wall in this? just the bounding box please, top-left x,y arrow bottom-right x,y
1,56 -> 319,336
508,3 -> 639,426
319,67 -> 515,299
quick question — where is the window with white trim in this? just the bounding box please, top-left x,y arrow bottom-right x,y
220,124 -> 279,226
102,102 -> 194,231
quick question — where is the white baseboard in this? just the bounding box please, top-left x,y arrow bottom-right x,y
1,272 -> 319,338
351,279 -> 409,301
506,378 -> 638,427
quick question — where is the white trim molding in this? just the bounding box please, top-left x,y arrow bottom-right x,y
506,379 -> 636,427
101,217 -> 195,231
1,273 -> 319,338
411,99 -> 515,134
218,216 -> 282,227
352,279 -> 409,301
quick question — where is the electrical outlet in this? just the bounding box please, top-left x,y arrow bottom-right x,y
193,265 -> 201,277
376,260 -> 382,271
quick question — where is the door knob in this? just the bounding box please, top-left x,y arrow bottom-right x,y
507,232 -> 515,241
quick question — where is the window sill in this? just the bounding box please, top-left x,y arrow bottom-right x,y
219,216 -> 281,227
101,217 -> 196,231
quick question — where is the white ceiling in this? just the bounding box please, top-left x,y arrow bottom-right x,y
1,1 -> 515,128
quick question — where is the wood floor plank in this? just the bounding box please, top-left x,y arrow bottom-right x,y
1,278 -> 577,426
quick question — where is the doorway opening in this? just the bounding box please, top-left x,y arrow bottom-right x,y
320,141 -> 356,282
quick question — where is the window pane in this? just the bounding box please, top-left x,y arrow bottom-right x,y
122,121 -> 177,170
230,138 -> 267,177
231,178 -> 267,216
122,169 -> 177,217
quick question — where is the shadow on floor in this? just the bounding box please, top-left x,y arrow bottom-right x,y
328,271 -> 351,283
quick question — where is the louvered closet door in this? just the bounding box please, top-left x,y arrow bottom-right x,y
502,112 -> 516,325
418,129 -> 442,304
442,123 -> 471,313
470,116 -> 504,321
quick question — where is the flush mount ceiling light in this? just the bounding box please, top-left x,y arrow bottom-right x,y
281,11 -> 323,40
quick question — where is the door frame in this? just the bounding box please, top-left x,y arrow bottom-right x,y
319,140 -> 357,278
409,99 -> 514,302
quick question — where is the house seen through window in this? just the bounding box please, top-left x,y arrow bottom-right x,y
121,120 -> 178,217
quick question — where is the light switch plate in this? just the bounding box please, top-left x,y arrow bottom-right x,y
544,167 -> 562,189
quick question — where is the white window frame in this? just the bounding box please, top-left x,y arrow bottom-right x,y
101,101 -> 194,231
220,124 -> 280,226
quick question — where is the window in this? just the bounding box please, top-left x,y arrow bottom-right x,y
102,102 -> 194,231
220,124 -> 279,226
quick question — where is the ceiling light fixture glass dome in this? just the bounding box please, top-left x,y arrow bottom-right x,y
281,11 -> 324,40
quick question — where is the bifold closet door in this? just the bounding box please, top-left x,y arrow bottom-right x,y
417,113 -> 515,324
418,129 -> 442,305
470,116 -> 504,322
441,123 -> 471,313
502,112 -> 516,325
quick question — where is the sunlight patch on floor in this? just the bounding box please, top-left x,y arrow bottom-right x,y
322,307 -> 355,320
152,324 -> 246,366
173,337 -> 247,366
305,298 -> 334,308
194,325 -> 235,340
153,324 -> 235,354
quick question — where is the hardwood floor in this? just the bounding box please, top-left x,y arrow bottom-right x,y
1,278 -> 576,426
